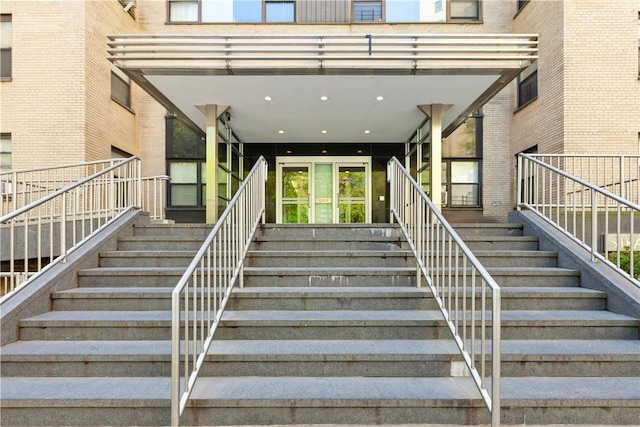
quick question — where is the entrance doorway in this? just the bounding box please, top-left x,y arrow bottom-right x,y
276,156 -> 371,224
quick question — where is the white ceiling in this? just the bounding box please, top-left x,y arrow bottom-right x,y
146,74 -> 501,143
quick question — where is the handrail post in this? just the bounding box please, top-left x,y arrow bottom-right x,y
516,154 -> 522,210
591,189 -> 598,262
171,291 -> 181,427
492,287 -> 501,427
61,193 -> 67,263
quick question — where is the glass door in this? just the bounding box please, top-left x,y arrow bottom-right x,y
337,164 -> 368,223
280,164 -> 310,223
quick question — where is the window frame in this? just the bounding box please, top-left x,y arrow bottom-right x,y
517,61 -> 538,109
441,112 -> 483,208
1,15 -> 12,81
110,67 -> 133,111
448,0 -> 481,22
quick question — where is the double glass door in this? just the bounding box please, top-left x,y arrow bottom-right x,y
276,156 -> 370,224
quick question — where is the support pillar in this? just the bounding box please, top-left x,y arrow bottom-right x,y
205,105 -> 219,224
418,104 -> 450,208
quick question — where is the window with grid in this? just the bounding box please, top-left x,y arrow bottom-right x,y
1,15 -> 11,80
518,62 -> 538,108
353,1 -> 382,21
111,66 -> 132,110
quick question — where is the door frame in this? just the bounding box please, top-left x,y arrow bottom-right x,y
276,156 -> 371,224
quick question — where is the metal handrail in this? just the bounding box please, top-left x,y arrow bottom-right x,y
0,157 -> 141,300
387,157 -> 501,427
171,156 -> 268,426
522,154 -> 640,204
0,158 -> 125,217
141,175 -> 170,221
517,153 -> 640,285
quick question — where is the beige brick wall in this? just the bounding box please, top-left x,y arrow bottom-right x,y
482,88 -> 513,220
0,0 -> 166,177
510,0 -> 565,157
562,0 -> 640,155
0,1 -> 87,169
85,0 -> 141,161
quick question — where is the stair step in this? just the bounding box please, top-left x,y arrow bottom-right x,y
0,341 -> 172,377
250,235 -> 408,251
436,250 -> 558,268
133,223 -> 212,237
117,236 -> 205,251
78,267 -> 187,287
18,311 -> 172,340
259,223 -> 400,238
99,251 -> 197,267
0,377 -> 170,426
458,236 -> 539,251
246,250 -> 415,267
453,223 -> 524,237
243,266 -> 416,287
185,376 -> 486,425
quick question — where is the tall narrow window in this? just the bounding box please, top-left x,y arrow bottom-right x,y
450,0 -> 479,20
518,61 -> 538,108
0,133 -> 11,174
1,15 -> 11,80
0,133 -> 11,195
353,1 -> 382,22
111,66 -> 132,110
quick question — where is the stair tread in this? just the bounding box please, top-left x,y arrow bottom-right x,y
20,309 -> 638,324
246,250 -> 413,256
0,377 -> 171,402
186,376 -> 640,403
2,339 -> 638,360
189,376 -> 482,402
100,251 -> 197,257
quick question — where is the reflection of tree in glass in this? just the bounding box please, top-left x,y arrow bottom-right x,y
283,170 -> 309,223
339,170 -> 365,197
170,118 -> 205,158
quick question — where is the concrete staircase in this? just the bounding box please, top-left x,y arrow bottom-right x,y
1,222 -> 639,425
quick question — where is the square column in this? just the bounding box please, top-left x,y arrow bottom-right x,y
205,105 -> 219,224
419,104 -> 449,209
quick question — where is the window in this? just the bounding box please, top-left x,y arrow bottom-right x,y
450,0 -> 479,20
441,113 -> 483,208
1,15 -> 11,80
518,61 -> 538,108
353,1 -> 382,21
0,133 -> 11,195
0,133 -> 10,174
111,66 -> 132,110
169,0 -> 199,21
266,1 -> 295,22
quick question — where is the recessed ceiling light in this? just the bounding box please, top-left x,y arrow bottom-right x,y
375,96 -> 384,101
264,96 -> 273,101
286,150 -> 292,154
320,95 -> 329,101
278,130 -> 285,134
321,130 -> 328,134
364,130 -> 371,134
356,149 -> 363,154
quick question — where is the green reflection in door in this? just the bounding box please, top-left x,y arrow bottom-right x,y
315,163 -> 333,223
338,166 -> 366,223
282,166 -> 309,223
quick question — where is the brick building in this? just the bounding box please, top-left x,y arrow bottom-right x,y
1,0 -> 639,223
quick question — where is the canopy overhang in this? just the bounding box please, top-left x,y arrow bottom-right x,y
108,33 -> 538,142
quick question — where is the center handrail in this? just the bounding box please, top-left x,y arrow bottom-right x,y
171,156 -> 268,426
387,157 -> 501,427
